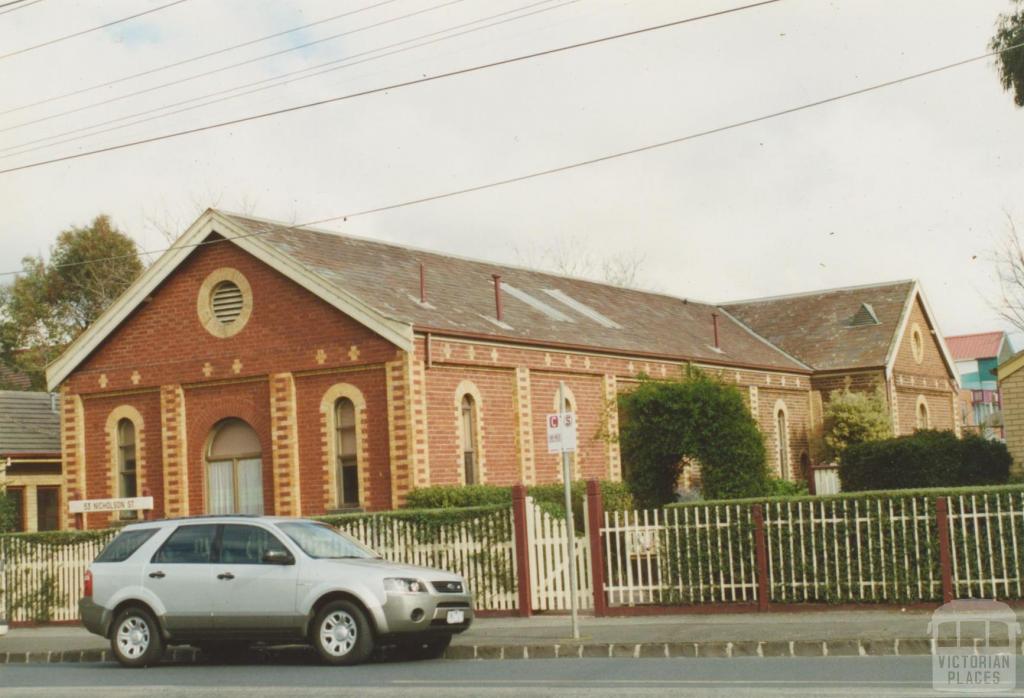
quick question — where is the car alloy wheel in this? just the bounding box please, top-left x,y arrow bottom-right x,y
311,600 -> 373,665
110,606 -> 163,668
320,609 -> 358,656
116,615 -> 151,659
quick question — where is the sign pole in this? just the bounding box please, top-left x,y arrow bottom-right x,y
559,381 -> 580,640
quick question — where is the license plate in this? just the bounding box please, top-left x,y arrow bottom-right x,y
446,609 -> 465,624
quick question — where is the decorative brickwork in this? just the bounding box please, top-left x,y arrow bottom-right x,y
602,374 -> 622,481
159,384 -> 189,518
59,390 -> 85,525
513,367 -> 536,485
385,357 -> 412,508
269,372 -> 302,516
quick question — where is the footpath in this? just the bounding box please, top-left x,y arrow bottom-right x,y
0,608 -> 1012,663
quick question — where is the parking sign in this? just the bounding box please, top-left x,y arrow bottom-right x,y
546,412 -> 577,453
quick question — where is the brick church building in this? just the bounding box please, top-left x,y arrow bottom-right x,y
46,210 -> 960,528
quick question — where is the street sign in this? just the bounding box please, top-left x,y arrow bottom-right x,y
546,411 -> 577,453
69,496 -> 153,514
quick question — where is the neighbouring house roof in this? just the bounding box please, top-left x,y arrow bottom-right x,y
0,364 -> 32,391
999,349 -> 1024,382
723,280 -> 956,378
946,332 -> 1005,362
0,390 -> 60,455
46,210 -> 811,389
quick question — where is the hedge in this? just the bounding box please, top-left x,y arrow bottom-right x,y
840,430 -> 1011,492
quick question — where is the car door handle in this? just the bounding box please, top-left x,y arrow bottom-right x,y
148,571 -> 165,579
217,572 -> 235,580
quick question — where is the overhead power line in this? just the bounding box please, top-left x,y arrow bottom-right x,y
0,0 -> 784,174
0,0 -> 575,159
0,0 -> 400,116
0,0 -> 468,134
0,0 -> 43,15
1,38 -> 1019,279
0,0 -> 190,61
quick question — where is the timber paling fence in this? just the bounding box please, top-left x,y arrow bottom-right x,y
4,485 -> 1024,623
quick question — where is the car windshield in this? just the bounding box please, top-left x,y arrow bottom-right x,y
276,521 -> 379,559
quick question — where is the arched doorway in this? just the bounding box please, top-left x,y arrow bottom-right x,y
206,418 -> 263,515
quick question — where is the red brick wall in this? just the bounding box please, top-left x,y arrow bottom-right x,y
529,372 -> 608,482
425,366 -> 518,486
184,380 -> 273,516
81,391 -> 162,528
294,369 -> 391,512
66,237 -> 398,395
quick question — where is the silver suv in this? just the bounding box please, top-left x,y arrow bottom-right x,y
79,516 -> 474,667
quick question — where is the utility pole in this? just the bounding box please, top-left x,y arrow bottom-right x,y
558,381 -> 580,640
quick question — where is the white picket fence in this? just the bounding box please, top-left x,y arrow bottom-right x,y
336,509 -> 518,612
524,497 -> 592,611
1,533 -> 115,623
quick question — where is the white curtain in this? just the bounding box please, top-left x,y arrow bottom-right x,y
237,458 -> 264,515
207,460 -> 234,514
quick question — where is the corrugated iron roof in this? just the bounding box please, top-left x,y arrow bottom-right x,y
722,281 -> 916,371
222,213 -> 809,372
946,332 -> 1005,361
0,390 -> 60,454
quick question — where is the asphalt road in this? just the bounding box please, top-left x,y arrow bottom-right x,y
4,656 -> 1024,697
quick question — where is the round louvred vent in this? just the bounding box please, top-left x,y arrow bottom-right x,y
197,268 -> 252,338
211,281 -> 244,324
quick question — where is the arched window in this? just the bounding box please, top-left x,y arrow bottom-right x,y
207,418 -> 263,515
776,407 -> 790,480
334,398 -> 359,507
116,418 -> 137,498
461,394 -> 478,485
917,397 -> 930,430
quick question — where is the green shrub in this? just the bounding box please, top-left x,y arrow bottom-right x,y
618,370 -> 769,507
821,387 -> 893,461
0,489 -> 17,533
960,433 -> 1012,485
402,484 -> 511,510
402,480 -> 633,531
766,477 -> 809,497
840,430 -> 1011,492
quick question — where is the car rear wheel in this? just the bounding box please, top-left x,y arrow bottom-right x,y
110,606 -> 163,668
312,600 -> 374,665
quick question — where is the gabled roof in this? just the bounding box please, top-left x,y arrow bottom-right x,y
946,332 -> 1005,362
723,280 -> 958,381
0,390 -> 60,455
47,210 -> 809,390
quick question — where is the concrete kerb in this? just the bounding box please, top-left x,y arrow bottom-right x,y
0,637 -> 1000,663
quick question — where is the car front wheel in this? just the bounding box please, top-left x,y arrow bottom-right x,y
312,600 -> 374,665
110,606 -> 164,668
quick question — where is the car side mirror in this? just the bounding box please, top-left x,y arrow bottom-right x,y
263,549 -> 294,565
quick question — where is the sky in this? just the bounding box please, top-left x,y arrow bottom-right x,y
1,0 -> 1023,348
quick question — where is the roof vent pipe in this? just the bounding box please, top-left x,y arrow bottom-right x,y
419,262 -> 427,304
712,312 -> 720,349
493,274 -> 504,321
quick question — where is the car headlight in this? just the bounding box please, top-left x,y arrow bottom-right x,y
383,577 -> 428,593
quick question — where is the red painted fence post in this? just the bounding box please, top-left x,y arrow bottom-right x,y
752,503 -> 770,612
586,479 -> 607,617
936,496 -> 954,604
511,484 -> 532,617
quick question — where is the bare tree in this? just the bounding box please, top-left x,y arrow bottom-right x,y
994,215 -> 1024,333
142,188 -> 259,244
512,234 -> 650,289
